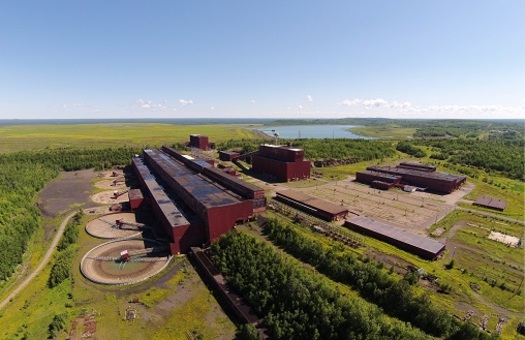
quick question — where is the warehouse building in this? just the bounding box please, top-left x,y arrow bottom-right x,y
355,170 -> 401,190
219,150 -> 240,161
344,216 -> 446,260
275,190 -> 351,221
397,162 -> 437,173
132,147 -> 266,254
365,164 -> 466,194
474,196 -> 507,211
252,144 -> 311,182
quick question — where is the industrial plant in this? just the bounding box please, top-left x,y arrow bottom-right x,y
132,145 -> 266,255
356,162 -> 467,194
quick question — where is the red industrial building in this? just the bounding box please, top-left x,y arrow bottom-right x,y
132,156 -> 205,254
189,134 -> 209,150
252,144 -> 311,182
473,196 -> 507,211
355,170 -> 402,191
275,190 -> 350,221
362,163 -> 466,194
128,189 -> 144,210
344,216 -> 446,260
132,147 -> 266,254
397,162 -> 437,173
219,150 -> 240,161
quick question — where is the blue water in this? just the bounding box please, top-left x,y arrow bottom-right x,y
254,125 -> 369,139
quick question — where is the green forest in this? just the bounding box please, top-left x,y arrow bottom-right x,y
211,230 -> 493,340
263,218 -> 494,339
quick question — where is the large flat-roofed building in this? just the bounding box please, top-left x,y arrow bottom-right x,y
252,144 -> 311,182
365,164 -> 466,194
132,157 -> 205,254
143,149 -> 254,242
344,216 -> 446,260
132,147 -> 265,254
473,196 -> 507,211
275,190 -> 351,221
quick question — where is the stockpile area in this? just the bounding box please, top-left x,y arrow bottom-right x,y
302,177 -> 463,233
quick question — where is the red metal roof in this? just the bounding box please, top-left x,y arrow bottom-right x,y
474,196 -> 507,210
346,216 -> 445,256
276,190 -> 348,216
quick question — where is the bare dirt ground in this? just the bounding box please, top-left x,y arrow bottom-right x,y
37,169 -> 97,217
97,169 -> 124,178
91,190 -> 129,205
296,176 -> 472,235
94,179 -> 127,190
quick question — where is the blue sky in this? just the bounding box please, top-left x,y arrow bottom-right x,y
0,1 -> 523,119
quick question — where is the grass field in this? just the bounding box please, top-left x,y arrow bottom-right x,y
348,125 -> 416,139
0,123 -> 262,153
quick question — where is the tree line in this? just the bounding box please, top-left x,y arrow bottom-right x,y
402,138 -> 524,181
215,138 -> 396,161
211,231 -> 431,340
263,219 -> 498,339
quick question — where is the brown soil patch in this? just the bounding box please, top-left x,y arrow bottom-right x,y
94,179 -> 127,190
37,169 -> 97,217
299,177 -> 460,234
91,190 -> 129,205
67,311 -> 98,339
97,170 -> 124,178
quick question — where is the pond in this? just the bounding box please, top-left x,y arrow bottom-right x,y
253,125 -> 370,139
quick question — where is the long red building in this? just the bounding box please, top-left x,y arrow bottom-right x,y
132,148 -> 266,254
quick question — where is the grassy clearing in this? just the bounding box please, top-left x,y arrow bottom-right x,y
349,125 -> 417,139
0,123 -> 260,153
462,177 -> 524,220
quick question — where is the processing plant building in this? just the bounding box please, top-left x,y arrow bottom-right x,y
251,144 -> 311,182
356,162 -> 466,194
132,146 -> 266,254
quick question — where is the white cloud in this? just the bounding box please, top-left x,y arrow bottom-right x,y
60,101 -> 100,113
362,98 -> 388,108
306,95 -> 313,102
210,106 -> 215,110
135,99 -> 167,110
340,98 -> 361,106
339,97 -> 525,119
179,99 -> 194,106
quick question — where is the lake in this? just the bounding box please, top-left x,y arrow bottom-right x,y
253,125 -> 370,139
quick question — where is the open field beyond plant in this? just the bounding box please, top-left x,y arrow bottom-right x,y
0,123 -> 262,153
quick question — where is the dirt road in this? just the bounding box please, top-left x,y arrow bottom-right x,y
0,211 -> 76,310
